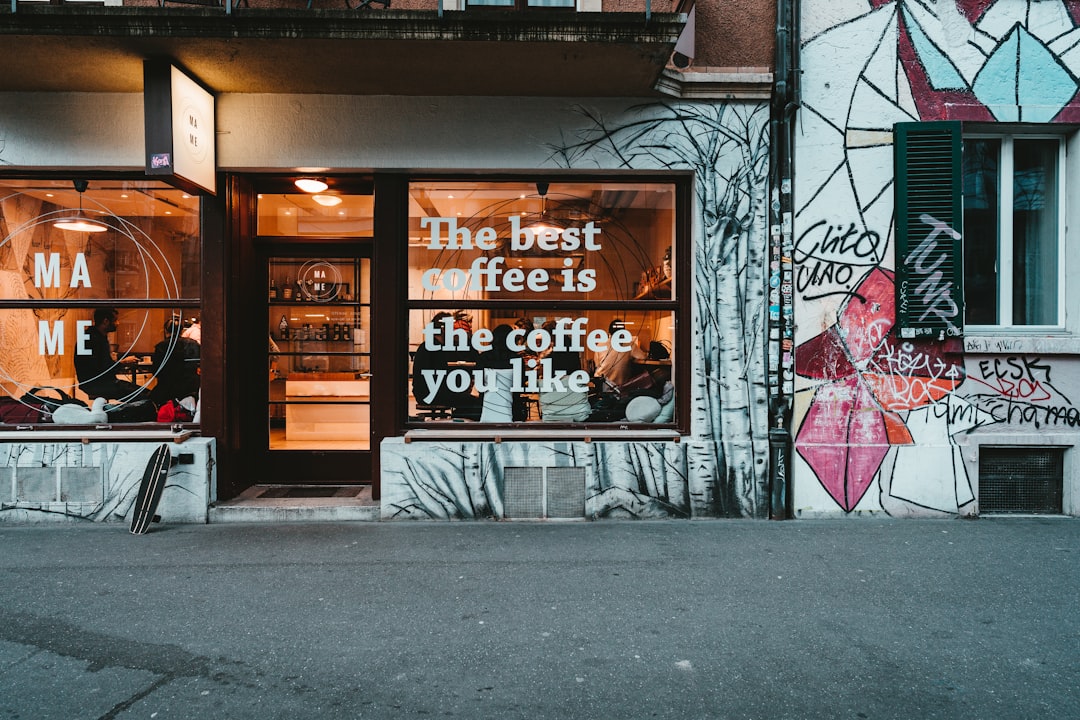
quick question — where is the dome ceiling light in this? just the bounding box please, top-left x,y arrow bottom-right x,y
294,178 -> 329,193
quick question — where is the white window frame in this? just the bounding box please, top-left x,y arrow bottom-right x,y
963,132 -> 1067,334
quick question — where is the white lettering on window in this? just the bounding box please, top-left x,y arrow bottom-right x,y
38,321 -> 64,356
34,253 -> 60,288
75,320 -> 93,355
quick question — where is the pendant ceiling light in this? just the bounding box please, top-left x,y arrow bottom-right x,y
312,194 -> 342,207
528,180 -> 563,236
294,178 -> 329,193
53,179 -> 108,233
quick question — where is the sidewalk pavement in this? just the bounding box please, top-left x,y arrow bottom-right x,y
0,517 -> 1077,720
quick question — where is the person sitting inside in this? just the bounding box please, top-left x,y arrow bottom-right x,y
150,316 -> 201,406
74,308 -> 145,402
593,319 -> 649,390
477,323 -> 525,422
539,319 -> 591,422
411,311 -> 482,421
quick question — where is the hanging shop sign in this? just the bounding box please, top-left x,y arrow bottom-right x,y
144,61 -> 217,195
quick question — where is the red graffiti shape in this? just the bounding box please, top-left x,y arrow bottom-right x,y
796,376 -> 891,512
795,268 -> 965,512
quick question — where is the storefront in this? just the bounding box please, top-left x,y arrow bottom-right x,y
0,86 -> 774,522
245,175 -> 691,516
234,175 -> 689,494
0,176 -> 215,523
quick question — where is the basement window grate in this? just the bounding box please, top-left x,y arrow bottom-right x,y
504,466 -> 585,519
257,486 -> 360,499
979,447 -> 1063,514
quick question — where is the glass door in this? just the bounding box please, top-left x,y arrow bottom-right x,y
267,255 -> 371,452
241,179 -> 377,488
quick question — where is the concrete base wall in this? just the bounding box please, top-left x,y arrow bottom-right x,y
0,439 -> 215,524
381,437 -> 692,520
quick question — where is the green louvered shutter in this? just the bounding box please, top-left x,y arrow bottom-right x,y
894,121 -> 964,338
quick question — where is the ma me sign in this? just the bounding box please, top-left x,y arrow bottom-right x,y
144,61 -> 216,196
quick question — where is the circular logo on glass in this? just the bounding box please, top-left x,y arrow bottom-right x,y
297,260 -> 342,303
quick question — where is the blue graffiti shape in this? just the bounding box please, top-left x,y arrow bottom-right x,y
973,23 -> 1078,122
903,7 -> 968,91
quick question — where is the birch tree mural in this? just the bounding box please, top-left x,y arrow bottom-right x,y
552,102 -> 771,517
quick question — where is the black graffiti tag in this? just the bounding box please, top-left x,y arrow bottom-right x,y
795,260 -> 853,294
972,356 -> 1064,403
793,220 -> 884,301
793,220 -> 885,264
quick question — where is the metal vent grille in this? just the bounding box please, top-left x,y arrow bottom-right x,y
503,466 -> 585,519
546,467 -> 586,519
0,467 -> 12,502
16,467 -> 56,502
504,467 -> 544,519
60,467 -> 103,503
979,447 -> 1063,514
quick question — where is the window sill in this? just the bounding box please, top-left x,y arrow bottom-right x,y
0,426 -> 198,443
403,428 -> 681,443
964,333 -> 1080,355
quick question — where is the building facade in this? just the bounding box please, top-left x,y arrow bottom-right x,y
792,0 -> 1080,517
3,0 -> 1075,525
0,0 -> 789,522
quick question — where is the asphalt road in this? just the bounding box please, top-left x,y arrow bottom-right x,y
0,517 -> 1077,720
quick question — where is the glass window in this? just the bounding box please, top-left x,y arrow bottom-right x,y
256,193 -> 373,237
407,180 -> 679,425
963,135 -> 1063,328
0,179 -> 201,424
268,257 -> 371,450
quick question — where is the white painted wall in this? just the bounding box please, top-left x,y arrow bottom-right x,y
1,93 -> 690,172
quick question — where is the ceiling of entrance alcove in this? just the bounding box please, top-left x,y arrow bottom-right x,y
7,179 -> 200,218
408,181 -> 674,223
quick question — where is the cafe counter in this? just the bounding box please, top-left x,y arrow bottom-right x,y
285,372 -> 370,441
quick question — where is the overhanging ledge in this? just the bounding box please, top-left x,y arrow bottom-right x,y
654,68 -> 773,100
0,7 -> 687,95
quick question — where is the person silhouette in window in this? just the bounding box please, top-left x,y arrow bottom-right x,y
150,316 -> 201,406
74,308 -> 145,402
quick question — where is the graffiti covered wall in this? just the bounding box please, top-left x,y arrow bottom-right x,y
795,0 -> 1080,516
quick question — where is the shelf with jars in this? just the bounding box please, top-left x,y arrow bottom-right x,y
267,256 -> 371,377
267,258 -> 365,304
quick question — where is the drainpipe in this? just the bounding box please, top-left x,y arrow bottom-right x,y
768,0 -> 799,519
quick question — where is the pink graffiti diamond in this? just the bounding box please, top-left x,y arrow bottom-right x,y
796,376 -> 890,512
